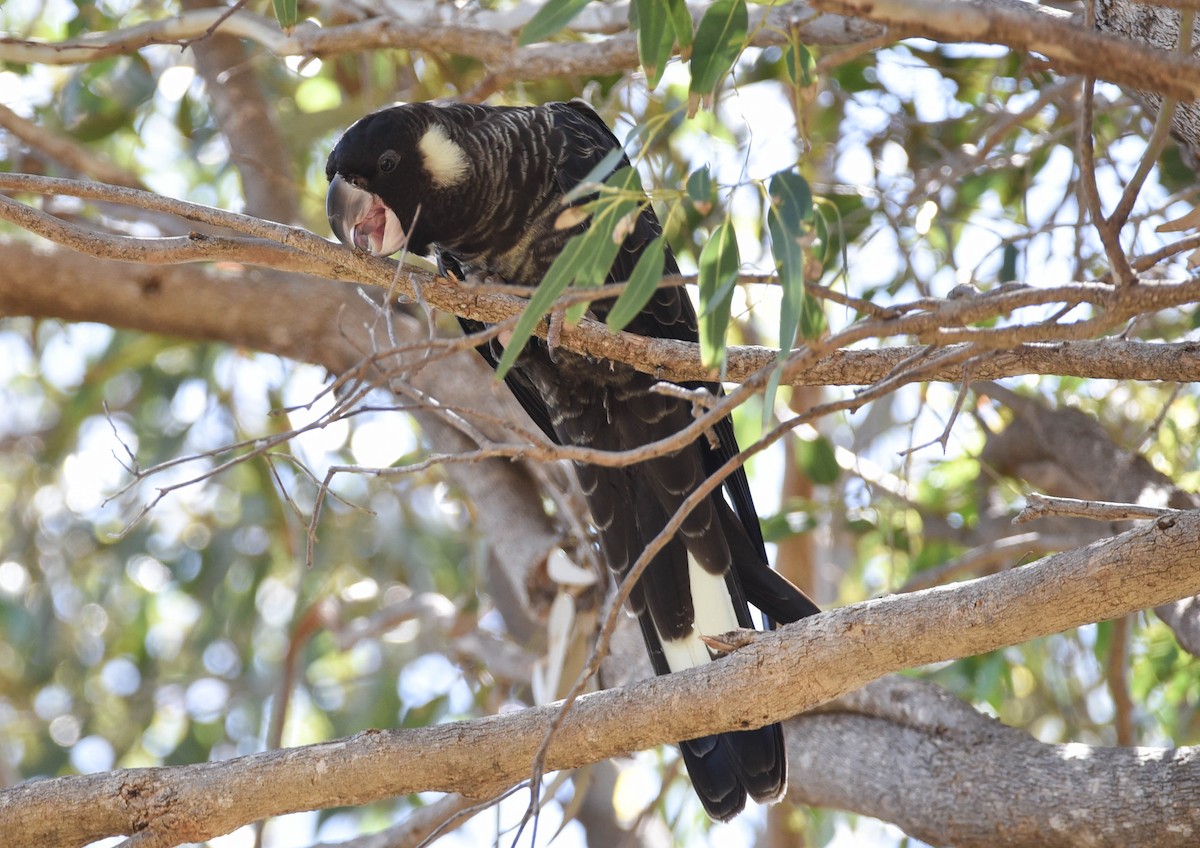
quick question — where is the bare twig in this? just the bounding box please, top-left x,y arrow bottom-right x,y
0,103 -> 144,188
1014,492 -> 1182,524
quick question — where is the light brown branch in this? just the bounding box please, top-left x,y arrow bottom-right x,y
0,3 -> 882,82
3,235 -> 1198,389
6,175 -> 1200,388
0,102 -> 144,188
5,509 -> 1200,846
811,0 -> 1200,99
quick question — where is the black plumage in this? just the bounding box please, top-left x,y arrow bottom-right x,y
325,100 -> 820,821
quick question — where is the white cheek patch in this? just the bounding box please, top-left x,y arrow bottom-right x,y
418,124 -> 469,187
655,553 -> 742,673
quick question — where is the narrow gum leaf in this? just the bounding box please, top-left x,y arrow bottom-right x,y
634,0 -> 675,89
272,0 -> 298,30
519,0 -> 592,45
768,170 -> 814,353
667,0 -> 694,59
686,165 -> 713,206
697,220 -> 739,371
688,0 -> 747,106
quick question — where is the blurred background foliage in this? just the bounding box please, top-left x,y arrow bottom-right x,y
1,1 -> 1198,846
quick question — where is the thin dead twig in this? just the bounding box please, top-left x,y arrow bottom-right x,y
1015,492 -> 1182,524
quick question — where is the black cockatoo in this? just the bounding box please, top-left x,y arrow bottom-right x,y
325,100 -> 820,821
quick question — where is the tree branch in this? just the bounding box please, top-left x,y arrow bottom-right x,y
786,677 -> 1200,848
5,509 -> 1199,846
812,0 -> 1200,98
1015,493 -> 1181,524
0,102 -> 144,188
2,0 -> 1199,102
0,3 -> 881,82
4,169 -> 1200,390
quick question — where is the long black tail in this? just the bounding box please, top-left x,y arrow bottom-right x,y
634,536 -> 820,821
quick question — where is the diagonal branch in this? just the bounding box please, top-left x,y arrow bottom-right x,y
4,509 -> 1200,847
2,237 -> 1198,388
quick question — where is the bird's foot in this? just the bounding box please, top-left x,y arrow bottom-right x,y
700,629 -> 763,657
462,271 -> 504,288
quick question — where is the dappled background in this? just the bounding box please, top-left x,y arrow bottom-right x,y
2,1 -> 1199,846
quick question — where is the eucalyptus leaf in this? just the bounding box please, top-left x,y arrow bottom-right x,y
697,220 -> 739,371
784,43 -> 816,88
767,169 -> 813,354
667,0 -> 694,59
495,234 -> 587,378
686,164 -> 714,214
272,0 -> 298,30
572,166 -> 644,289
796,435 -> 841,485
634,0 -> 675,89
519,0 -> 592,45
497,167 -> 647,376
689,0 -> 747,112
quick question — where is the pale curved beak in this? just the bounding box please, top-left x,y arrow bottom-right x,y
326,174 -> 408,256
326,174 -> 370,249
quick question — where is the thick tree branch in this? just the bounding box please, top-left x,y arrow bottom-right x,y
0,3 -> 880,83
2,237 -> 1199,390
4,509 -> 1199,847
978,381 -> 1200,655
4,170 -> 1200,390
1,0 -> 1198,102
812,0 -> 1200,99
786,677 -> 1200,848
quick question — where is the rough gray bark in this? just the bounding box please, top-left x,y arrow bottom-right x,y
1096,0 -> 1200,164
786,678 -> 1200,848
979,381 -> 1200,654
6,508 -> 1200,847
